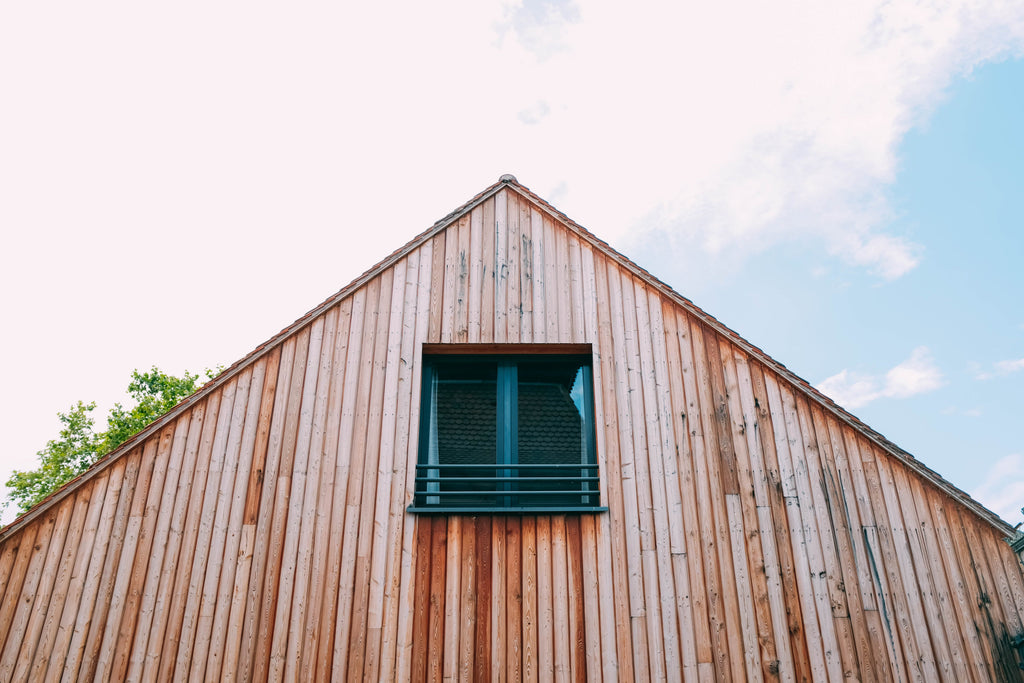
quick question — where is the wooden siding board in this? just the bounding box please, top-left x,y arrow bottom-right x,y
748,362 -> 815,682
797,398 -> 861,680
859,441 -> 926,680
131,403 -> 205,681
720,342 -> 777,682
442,516 -> 463,682
663,306 -> 715,679
427,517 -> 447,682
578,243 -> 614,681
12,496 -> 74,680
5,182 -> 1024,683
604,261 -> 651,680
530,207 -> 546,344
481,198 -> 496,344
494,190 -> 508,344
784,386 -> 845,681
124,413 -> 193,682
817,410 -> 886,682
378,252 -> 422,680
490,516 -> 507,683
346,268 -> 395,680
108,432 -> 170,682
234,341 -> 292,683
762,372 -> 830,681
634,284 -> 682,680
0,539 -> 22,655
328,281 -> 376,681
551,516 -> 571,682
458,515 -> 478,681
506,516 -> 523,682
2,498 -> 71,680
536,516 -> 554,682
281,312 -> 335,681
428,232 -> 446,344
223,348 -> 281,682
309,297 -> 357,682
506,189 -> 522,343
189,368 -> 254,682
53,479 -> 113,680
60,456 -> 122,680
393,241 -> 434,682
907,470 -> 973,682
730,348 -> 799,681
468,206 -> 484,344
475,517 -> 493,683
0,523 -> 41,660
621,275 -> 665,681
689,319 -> 745,680
925,487 -> 992,680
518,203 -> 534,343
954,505 -> 1019,679
362,262 -> 408,681
591,254 -> 634,681
566,516 -> 589,682
410,517 -> 432,682
208,358 -> 270,682
254,328 -> 310,683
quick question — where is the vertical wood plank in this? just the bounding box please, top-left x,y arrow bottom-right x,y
427,517 -> 448,682
410,518 -> 432,682
222,347 -> 281,682
505,517 -> 523,682
237,339 -> 295,683
475,517 -> 492,683
2,500 -> 70,680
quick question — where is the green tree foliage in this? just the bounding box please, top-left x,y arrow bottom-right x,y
5,367 -> 210,515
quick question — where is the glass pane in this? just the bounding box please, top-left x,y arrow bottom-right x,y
517,359 -> 590,505
432,361 -> 497,505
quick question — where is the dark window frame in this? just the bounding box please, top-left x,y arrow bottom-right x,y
408,346 -> 606,514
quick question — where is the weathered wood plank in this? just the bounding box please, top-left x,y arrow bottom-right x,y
3,499 -> 72,681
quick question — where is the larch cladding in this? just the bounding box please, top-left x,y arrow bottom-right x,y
1,183 -> 1022,682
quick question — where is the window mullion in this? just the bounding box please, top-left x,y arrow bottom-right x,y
498,362 -> 517,507
424,364 -> 440,506
581,364 -> 595,505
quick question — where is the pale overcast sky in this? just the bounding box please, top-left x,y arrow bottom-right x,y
2,0 -> 1023,525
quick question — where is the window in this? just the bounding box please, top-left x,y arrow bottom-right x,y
409,347 -> 604,513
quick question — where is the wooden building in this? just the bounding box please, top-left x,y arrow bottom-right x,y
1,175 -> 1022,681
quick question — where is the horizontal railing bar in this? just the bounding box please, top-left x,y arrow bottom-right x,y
416,490 -> 594,497
416,476 -> 599,483
408,506 -> 608,514
416,463 -> 598,469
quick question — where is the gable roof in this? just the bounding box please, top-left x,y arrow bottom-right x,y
2,175 -> 1010,540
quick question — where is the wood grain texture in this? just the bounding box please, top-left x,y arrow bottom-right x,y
1,185 -> 1022,681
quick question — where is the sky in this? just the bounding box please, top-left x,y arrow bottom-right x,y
1,0 -> 1022,527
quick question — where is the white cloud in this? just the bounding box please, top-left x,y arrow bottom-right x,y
975,357 -> 1024,380
972,454 -> 1024,524
489,0 -> 1024,280
0,0 -> 1023,522
817,346 -> 944,409
517,100 -> 552,125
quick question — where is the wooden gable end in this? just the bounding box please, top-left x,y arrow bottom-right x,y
1,180 -> 1023,681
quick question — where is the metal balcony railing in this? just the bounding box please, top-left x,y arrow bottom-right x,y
408,462 -> 606,513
